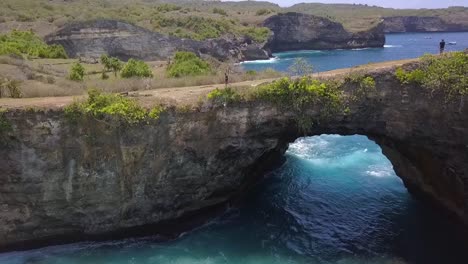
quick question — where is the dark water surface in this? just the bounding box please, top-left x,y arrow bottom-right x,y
1,135 -> 467,264
242,32 -> 468,72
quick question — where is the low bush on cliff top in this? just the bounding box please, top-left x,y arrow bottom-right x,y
207,87 -> 242,105
395,52 -> 468,100
251,77 -> 345,132
167,52 -> 212,78
121,59 -> 153,79
0,30 -> 67,59
65,89 -> 163,123
69,62 -> 85,81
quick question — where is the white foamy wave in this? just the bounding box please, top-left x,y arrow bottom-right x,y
366,164 -> 394,178
384,45 -> 403,48
351,48 -> 371,51
240,57 -> 278,64
287,137 -> 329,160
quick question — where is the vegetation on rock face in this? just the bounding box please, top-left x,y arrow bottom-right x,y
0,30 -> 67,59
395,52 -> 468,100
207,87 -> 242,105
0,77 -> 22,98
65,89 -> 163,123
0,109 -> 13,144
69,62 -> 85,81
121,59 -> 153,78
345,72 -> 376,100
152,14 -> 270,42
252,77 -> 345,132
167,52 -> 211,78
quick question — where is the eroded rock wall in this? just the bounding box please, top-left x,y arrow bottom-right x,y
383,16 -> 468,33
263,12 -> 385,52
45,20 -> 270,62
1,68 -> 467,251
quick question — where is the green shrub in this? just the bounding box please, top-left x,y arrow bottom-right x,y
0,78 -> 22,98
256,9 -> 272,16
395,52 -> 468,99
246,70 -> 257,76
395,68 -> 424,84
252,77 -> 344,132
69,62 -> 85,81
345,72 -> 376,99
288,58 -> 314,77
167,52 -> 211,78
207,87 -> 242,105
65,89 -> 163,123
101,54 -> 123,77
0,30 -> 67,58
156,4 -> 182,12
121,59 -> 153,78
212,8 -> 227,16
240,27 -> 271,43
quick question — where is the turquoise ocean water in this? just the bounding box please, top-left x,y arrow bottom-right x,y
242,32 -> 468,72
1,135 -> 467,264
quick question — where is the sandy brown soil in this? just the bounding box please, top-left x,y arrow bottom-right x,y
0,58 -> 417,110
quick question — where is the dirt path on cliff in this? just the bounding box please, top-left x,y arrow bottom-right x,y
0,58 -> 417,109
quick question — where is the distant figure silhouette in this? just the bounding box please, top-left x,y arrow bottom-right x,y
225,72 -> 229,87
439,39 -> 446,54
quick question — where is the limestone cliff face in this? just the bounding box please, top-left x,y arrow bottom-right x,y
45,20 -> 270,62
1,66 -> 468,251
263,12 -> 385,52
383,16 -> 468,33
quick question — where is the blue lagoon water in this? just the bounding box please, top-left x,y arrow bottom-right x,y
2,135 -> 468,264
242,32 -> 468,72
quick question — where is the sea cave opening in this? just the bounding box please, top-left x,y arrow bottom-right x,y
2,135 -> 468,264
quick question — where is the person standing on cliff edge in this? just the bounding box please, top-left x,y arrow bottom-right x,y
225,72 -> 229,88
439,39 -> 446,54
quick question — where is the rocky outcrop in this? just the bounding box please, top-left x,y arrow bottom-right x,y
263,12 -> 385,52
383,16 -> 468,33
1,62 -> 468,251
45,20 -> 270,62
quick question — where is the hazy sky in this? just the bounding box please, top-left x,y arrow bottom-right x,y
243,0 -> 468,9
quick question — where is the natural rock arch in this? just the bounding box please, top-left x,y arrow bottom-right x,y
0,68 -> 467,251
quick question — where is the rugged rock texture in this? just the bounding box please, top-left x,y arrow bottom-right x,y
263,12 -> 385,52
1,64 -> 468,251
45,20 -> 270,62
383,16 -> 468,33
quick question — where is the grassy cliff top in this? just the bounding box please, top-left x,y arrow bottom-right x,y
0,0 -> 467,38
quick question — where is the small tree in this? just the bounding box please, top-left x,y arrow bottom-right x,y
121,59 -> 153,78
69,62 -> 85,81
101,54 -> 123,77
289,58 -> 314,77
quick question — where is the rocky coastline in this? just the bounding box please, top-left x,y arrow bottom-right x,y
263,12 -> 385,52
1,61 -> 467,251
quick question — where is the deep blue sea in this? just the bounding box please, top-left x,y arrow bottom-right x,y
242,32 -> 468,72
1,32 -> 468,264
2,135 -> 468,264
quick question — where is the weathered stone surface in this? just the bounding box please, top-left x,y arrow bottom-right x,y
383,16 -> 468,33
263,12 -> 385,52
0,63 -> 467,251
45,19 -> 270,62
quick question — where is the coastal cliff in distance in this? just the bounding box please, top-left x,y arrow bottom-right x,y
263,12 -> 385,52
45,20 -> 270,62
383,16 -> 468,33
